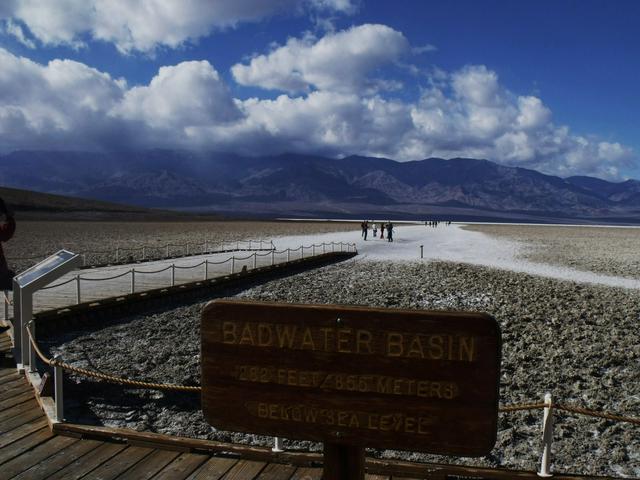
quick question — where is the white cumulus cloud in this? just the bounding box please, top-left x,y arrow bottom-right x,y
231,24 -> 410,93
0,0 -> 357,53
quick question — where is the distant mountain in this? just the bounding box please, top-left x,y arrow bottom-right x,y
2,150 -> 640,222
0,185 -> 221,221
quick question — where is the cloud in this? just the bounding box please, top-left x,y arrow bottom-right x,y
0,42 -> 634,179
4,19 -> 35,48
231,24 -> 410,93
0,0 -> 357,53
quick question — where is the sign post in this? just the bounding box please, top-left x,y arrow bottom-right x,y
201,300 -> 501,479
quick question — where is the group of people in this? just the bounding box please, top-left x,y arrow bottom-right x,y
360,220 -> 394,242
425,220 -> 452,227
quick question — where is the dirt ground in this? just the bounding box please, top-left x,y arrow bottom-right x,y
464,224 -> 640,278
4,220 -> 358,272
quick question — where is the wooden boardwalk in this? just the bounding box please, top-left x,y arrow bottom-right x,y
3,246 -> 328,319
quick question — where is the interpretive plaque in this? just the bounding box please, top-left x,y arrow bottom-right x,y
201,300 -> 501,457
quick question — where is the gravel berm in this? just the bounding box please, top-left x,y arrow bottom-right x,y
44,259 -> 640,478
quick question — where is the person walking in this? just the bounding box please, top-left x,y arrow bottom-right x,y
379,222 -> 385,239
387,221 -> 394,242
363,220 -> 368,241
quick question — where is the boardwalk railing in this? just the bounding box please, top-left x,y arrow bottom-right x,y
8,239 -> 277,270
38,242 -> 356,305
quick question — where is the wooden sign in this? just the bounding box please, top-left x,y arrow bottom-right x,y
201,300 -> 501,457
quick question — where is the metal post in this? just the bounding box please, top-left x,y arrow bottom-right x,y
236,241 -> 240,251
171,264 -> 176,286
420,245 -> 424,259
54,355 -> 64,422
28,321 -> 36,373
82,254 -> 86,267
131,269 -> 135,294
538,393 -> 554,477
3,290 -> 8,323
231,257 -> 235,274
76,275 -> 81,304
272,437 -> 284,453
253,253 -> 257,269
248,240 -> 252,250
271,251 -> 275,265
13,278 -> 23,368
204,260 -> 209,280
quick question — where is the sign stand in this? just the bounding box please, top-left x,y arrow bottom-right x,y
323,443 -> 364,479
12,250 -> 81,371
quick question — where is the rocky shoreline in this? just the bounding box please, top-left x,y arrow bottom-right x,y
44,259 -> 640,477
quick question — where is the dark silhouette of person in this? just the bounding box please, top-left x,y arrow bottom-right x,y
379,222 -> 385,239
0,198 -> 15,335
387,221 -> 394,242
0,198 -> 16,292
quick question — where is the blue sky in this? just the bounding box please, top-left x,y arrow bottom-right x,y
0,0 -> 638,180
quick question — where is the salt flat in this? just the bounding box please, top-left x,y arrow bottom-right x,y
272,223 -> 640,289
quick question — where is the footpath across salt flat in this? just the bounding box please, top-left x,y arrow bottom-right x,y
272,223 -> 640,290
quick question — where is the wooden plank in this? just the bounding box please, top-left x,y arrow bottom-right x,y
364,475 -> 390,480
0,376 -> 28,391
0,427 -> 54,466
221,460 -> 267,479
0,435 -> 79,478
255,463 -> 297,480
0,372 -> 20,385
0,368 -> 18,379
81,446 -> 154,480
45,442 -> 128,480
0,416 -> 48,448
186,457 -> 239,480
152,452 -> 209,480
0,382 -> 31,402
0,407 -> 45,433
116,448 -> 181,479
202,300 -> 501,456
290,467 -> 322,480
0,398 -> 40,423
0,391 -> 35,412
11,438 -> 104,480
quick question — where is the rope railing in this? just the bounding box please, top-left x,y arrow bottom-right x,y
33,242 -> 357,304
8,239 -> 277,269
24,322 -> 640,425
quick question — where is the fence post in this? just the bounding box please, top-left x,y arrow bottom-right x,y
249,240 -> 252,250
76,275 -> 81,305
538,393 -> 554,477
54,355 -> 64,422
271,251 -> 275,265
28,321 -> 36,373
253,253 -> 257,269
231,257 -> 235,274
236,241 -> 240,251
204,260 -> 209,280
82,254 -> 86,267
171,264 -> 175,286
131,269 -> 135,294
3,291 -> 8,323
420,245 -> 424,259
272,437 -> 284,453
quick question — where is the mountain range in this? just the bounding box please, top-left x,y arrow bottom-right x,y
1,150 -> 640,223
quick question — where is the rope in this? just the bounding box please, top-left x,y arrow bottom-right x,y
41,277 -> 77,290
131,265 -> 173,275
80,270 -> 134,282
24,323 -> 640,421
25,324 -> 200,392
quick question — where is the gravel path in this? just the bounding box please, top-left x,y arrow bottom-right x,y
44,259 -> 640,478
